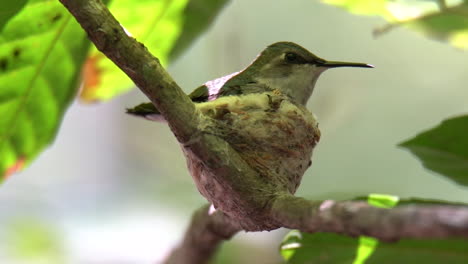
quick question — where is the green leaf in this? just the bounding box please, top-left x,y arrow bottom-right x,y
396,2 -> 468,50
168,0 -> 230,61
321,0 -> 391,18
321,0 -> 468,49
280,196 -> 468,263
280,231 -> 359,264
399,115 -> 468,186
81,0 -> 229,102
0,0 -> 27,32
365,239 -> 468,264
81,0 -> 191,102
367,193 -> 399,208
282,232 -> 468,264
0,1 -> 91,179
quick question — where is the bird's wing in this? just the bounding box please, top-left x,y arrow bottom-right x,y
126,71 -> 241,121
126,75 -> 271,121
125,102 -> 161,121
126,84 -> 210,121
217,81 -> 271,97
188,84 -> 210,102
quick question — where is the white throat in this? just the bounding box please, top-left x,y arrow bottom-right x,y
254,64 -> 326,105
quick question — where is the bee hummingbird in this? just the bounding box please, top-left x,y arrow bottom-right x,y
128,42 -> 372,217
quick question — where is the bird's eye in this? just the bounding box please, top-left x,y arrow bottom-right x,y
285,52 -> 298,62
284,52 -> 307,64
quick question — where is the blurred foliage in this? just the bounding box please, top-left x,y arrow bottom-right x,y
322,0 -> 468,191
281,231 -> 468,264
280,195 -> 468,263
400,115 -> 468,186
168,0 -> 230,61
80,0 -> 190,102
281,231 -> 360,264
322,0 -> 468,49
5,219 -> 64,263
321,0 -> 391,17
0,0 -> 228,179
0,0 -> 91,180
215,239 -> 282,264
80,0 -> 230,102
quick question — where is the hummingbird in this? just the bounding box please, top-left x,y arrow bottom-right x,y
127,42 -> 372,217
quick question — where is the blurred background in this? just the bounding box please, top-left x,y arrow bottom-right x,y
1,0 -> 467,263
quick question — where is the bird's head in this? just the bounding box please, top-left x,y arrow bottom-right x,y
246,42 -> 373,105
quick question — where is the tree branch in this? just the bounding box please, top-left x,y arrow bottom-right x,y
164,204 -> 241,264
165,196 -> 468,263
272,194 -> 468,241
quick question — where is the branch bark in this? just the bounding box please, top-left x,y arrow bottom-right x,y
59,0 -> 468,263
164,204 -> 241,264
271,194 -> 468,241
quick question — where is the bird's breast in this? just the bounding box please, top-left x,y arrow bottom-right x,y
183,92 -> 320,214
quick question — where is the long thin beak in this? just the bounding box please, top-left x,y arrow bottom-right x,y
321,60 -> 374,68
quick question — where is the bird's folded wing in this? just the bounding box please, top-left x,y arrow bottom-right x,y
126,84 -> 210,122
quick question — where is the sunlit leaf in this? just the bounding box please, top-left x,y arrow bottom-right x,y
322,0 -> 391,18
80,0 -> 191,102
367,193 -> 399,208
81,0 -> 229,102
280,196 -> 468,263
399,115 -> 468,186
0,1 -> 91,179
322,0 -> 468,49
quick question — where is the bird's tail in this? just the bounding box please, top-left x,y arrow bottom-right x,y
126,102 -> 166,122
